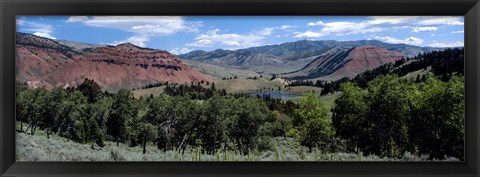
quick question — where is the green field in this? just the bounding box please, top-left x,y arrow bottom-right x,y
132,78 -> 317,98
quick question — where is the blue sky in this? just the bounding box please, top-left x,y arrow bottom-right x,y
16,16 -> 464,54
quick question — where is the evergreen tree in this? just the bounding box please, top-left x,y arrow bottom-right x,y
78,78 -> 102,103
107,89 -> 134,146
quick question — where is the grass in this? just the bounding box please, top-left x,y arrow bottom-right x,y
402,66 -> 432,80
132,78 -> 289,98
319,92 -> 341,110
215,78 -> 285,94
283,86 -> 323,95
284,91 -> 339,106
132,86 -> 166,99
16,128 -> 451,161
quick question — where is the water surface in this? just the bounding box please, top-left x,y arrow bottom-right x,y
248,91 -> 300,99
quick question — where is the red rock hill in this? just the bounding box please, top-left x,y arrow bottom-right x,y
287,46 -> 406,79
16,33 -> 214,92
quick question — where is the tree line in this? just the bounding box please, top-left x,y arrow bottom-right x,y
16,79 -> 299,155
16,71 -> 464,160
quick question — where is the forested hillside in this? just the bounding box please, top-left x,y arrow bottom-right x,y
287,48 -> 464,95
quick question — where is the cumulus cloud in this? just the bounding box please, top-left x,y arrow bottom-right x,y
65,16 -> 89,23
297,16 -> 463,38
66,16 -> 196,35
413,16 -> 463,26
293,31 -> 324,38
256,25 -> 297,36
373,36 -> 424,46
412,26 -> 438,32
109,35 -> 149,47
33,32 -> 57,39
295,20 -> 383,38
368,16 -> 420,24
66,16 -> 201,47
369,16 -> 463,26
452,30 -> 464,34
279,25 -> 295,30
257,27 -> 275,36
18,20 -> 56,39
428,41 -> 464,48
319,21 -> 384,35
186,28 -> 264,49
307,21 -> 324,26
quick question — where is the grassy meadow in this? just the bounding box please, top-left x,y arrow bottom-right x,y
17,128 -> 442,162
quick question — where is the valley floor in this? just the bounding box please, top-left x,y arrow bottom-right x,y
132,78 -> 323,99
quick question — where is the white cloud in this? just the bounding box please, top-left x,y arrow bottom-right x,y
256,25 -> 297,36
300,16 -> 463,38
186,28 -> 264,49
447,21 -> 464,25
65,16 -> 89,23
279,25 -> 295,30
368,16 -> 420,24
170,47 -> 194,55
16,19 -> 25,26
321,21 -> 384,35
108,35 -> 149,47
66,16 -> 195,35
19,20 -> 56,39
257,27 -> 275,36
307,21 -> 324,26
412,26 -> 438,32
428,41 -> 464,48
295,20 -> 384,38
452,30 -> 464,34
66,16 -> 201,47
293,31 -> 324,38
33,32 -> 57,39
413,16 -> 463,26
373,36 -> 424,46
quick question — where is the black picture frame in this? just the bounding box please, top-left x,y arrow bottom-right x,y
1,0 -> 479,176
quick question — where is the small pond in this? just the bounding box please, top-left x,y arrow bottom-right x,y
248,91 -> 301,99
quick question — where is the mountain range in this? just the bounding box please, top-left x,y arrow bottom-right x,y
16,32 -> 443,91
178,39 -> 440,74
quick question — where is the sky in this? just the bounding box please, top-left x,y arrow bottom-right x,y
16,16 -> 464,54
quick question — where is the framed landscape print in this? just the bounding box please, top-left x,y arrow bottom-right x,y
1,0 -> 480,176
14,15 -> 466,162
